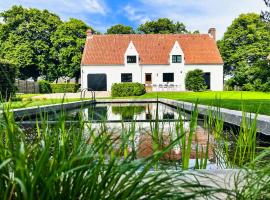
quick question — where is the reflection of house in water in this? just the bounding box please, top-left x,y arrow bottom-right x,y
137,127 -> 214,162
82,103 -> 179,122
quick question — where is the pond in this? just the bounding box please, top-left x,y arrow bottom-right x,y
18,102 -> 270,170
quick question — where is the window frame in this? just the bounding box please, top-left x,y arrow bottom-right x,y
127,55 -> 137,64
172,55 -> 182,63
163,73 -> 174,82
121,73 -> 133,82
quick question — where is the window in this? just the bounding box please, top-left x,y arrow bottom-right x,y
172,55 -> 182,63
145,73 -> 152,82
127,56 -> 137,63
203,72 -> 211,89
121,73 -> 132,82
163,73 -> 174,82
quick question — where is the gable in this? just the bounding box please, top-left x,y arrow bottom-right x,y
81,34 -> 223,65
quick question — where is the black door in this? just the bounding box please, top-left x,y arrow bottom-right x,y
87,74 -> 107,91
203,73 -> 210,90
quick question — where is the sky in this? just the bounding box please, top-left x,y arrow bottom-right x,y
0,0 -> 268,39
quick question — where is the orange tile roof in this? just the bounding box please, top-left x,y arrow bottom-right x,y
81,34 -> 223,65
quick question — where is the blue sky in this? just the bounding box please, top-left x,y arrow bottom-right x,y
0,0 -> 267,39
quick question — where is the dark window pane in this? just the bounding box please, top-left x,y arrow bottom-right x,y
203,72 -> 211,89
172,55 -> 182,63
145,74 -> 152,82
163,73 -> 174,82
121,73 -> 132,82
87,74 -> 107,91
127,56 -> 137,63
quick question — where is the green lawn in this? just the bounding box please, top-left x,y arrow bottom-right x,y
3,91 -> 270,115
136,91 -> 270,115
3,98 -> 82,109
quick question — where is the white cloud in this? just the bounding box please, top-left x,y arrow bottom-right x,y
123,5 -> 150,24
0,0 -> 108,16
85,0 -> 106,15
137,0 -> 267,39
0,0 -> 109,31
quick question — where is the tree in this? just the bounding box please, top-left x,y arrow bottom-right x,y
0,59 -> 16,100
107,24 -> 135,34
50,18 -> 89,82
0,6 -> 62,80
138,18 -> 188,34
218,13 -> 270,70
218,13 -> 270,91
185,69 -> 207,92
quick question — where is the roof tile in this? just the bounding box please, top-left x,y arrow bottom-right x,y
81,34 -> 223,65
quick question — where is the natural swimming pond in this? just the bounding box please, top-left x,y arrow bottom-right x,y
18,101 -> 270,170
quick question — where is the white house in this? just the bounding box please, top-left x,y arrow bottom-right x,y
81,28 -> 224,91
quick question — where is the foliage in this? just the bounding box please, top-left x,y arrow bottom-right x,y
38,80 -> 52,93
138,18 -> 189,34
106,24 -> 135,34
0,6 -> 61,80
0,104 -> 234,199
50,18 -> 89,82
218,13 -> 270,91
0,59 -> 16,100
50,83 -> 80,93
185,69 -> 207,92
111,82 -> 146,97
112,105 -> 146,120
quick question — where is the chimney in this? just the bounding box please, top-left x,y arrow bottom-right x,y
208,28 -> 216,41
86,29 -> 93,39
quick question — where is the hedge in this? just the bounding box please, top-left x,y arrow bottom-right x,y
0,60 -> 16,100
38,80 -> 52,93
185,69 -> 207,92
111,82 -> 146,97
50,83 -> 80,93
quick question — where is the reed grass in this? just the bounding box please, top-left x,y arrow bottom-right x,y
0,101 -> 236,199
0,99 -> 269,199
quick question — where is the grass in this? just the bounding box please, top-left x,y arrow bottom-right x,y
10,91 -> 270,116
4,98 -> 82,109
0,99 -> 269,199
130,91 -> 270,115
0,103 -> 235,199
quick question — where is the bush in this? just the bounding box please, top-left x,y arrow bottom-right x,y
0,59 -> 16,100
38,80 -> 52,93
185,69 -> 207,92
51,83 -> 80,93
111,83 -> 146,97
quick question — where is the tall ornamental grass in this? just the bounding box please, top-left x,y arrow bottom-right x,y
0,103 -> 233,199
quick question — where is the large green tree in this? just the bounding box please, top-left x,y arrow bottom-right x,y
0,6 -> 61,80
218,13 -> 270,91
138,18 -> 189,34
50,18 -> 89,82
106,24 -> 135,34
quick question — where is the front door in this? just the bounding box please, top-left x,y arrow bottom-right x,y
145,73 -> 152,92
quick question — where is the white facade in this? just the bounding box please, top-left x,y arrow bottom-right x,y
81,41 -> 224,91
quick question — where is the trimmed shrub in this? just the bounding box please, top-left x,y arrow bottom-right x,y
111,83 -> 146,97
185,69 -> 207,92
0,59 -> 16,100
38,80 -> 52,93
51,83 -> 80,93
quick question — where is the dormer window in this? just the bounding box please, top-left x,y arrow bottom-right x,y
127,56 -> 137,63
172,55 -> 182,63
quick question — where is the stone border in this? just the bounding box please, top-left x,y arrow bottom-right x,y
96,98 -> 270,135
11,100 -> 94,119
